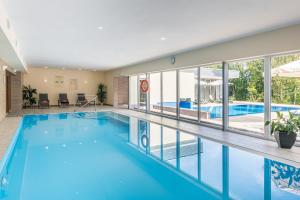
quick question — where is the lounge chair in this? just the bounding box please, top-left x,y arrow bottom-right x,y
58,93 -> 69,107
76,93 -> 88,106
39,93 -> 50,108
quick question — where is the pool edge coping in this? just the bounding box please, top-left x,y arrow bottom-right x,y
112,109 -> 300,168
0,117 -> 24,181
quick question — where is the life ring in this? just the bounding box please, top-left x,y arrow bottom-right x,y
141,134 -> 149,148
140,80 -> 149,93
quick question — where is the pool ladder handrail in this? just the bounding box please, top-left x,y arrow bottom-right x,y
74,95 -> 97,112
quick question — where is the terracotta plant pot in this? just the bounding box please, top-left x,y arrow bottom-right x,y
274,131 -> 297,149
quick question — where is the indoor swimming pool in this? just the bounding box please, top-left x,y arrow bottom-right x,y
0,112 -> 299,200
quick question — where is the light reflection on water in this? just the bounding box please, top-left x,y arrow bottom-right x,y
0,112 -> 299,200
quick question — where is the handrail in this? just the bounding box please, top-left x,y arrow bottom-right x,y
74,95 -> 97,112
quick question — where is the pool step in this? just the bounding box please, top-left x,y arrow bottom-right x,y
72,112 -> 110,120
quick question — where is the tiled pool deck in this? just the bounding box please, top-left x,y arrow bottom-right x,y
1,105 -> 300,168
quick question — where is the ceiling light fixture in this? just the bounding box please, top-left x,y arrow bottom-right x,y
160,37 -> 167,41
97,26 -> 103,30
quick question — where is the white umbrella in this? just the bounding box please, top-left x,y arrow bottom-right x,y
272,60 -> 300,77
200,80 -> 208,85
207,80 -> 223,86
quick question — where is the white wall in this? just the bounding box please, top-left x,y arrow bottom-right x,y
105,24 -> 300,105
0,1 -> 26,70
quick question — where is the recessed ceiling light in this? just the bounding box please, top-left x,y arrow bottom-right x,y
97,26 -> 103,30
160,37 -> 167,41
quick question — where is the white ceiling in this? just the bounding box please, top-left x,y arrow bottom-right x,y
2,0 -> 300,70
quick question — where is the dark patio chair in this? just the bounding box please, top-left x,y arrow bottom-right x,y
76,93 -> 88,106
58,93 -> 69,107
39,93 -> 50,108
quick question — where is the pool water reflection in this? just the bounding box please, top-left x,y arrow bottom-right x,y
0,112 -> 299,200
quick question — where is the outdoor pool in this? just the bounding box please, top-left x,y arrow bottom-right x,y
0,112 -> 299,199
161,102 -> 300,118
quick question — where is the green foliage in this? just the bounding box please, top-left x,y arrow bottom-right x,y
22,85 -> 37,106
229,55 -> 300,105
97,83 -> 107,103
229,60 -> 264,102
271,54 -> 300,105
265,111 -> 300,135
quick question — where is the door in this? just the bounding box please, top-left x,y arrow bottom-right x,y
6,71 -> 12,113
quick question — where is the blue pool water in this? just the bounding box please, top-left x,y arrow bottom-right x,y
162,102 -> 300,118
0,112 -> 299,200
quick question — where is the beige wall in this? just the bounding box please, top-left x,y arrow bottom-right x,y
23,67 -> 105,105
104,23 -> 300,105
0,59 -> 6,120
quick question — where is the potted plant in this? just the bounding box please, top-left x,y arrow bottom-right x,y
97,83 -> 107,105
265,111 -> 300,149
22,85 -> 37,108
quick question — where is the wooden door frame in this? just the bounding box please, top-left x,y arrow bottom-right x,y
6,70 -> 14,113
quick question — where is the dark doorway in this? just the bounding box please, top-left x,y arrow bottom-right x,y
6,70 -> 14,113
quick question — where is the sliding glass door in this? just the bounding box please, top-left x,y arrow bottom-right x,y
199,64 -> 223,125
129,75 -> 138,109
127,50 -> 300,142
138,74 -> 147,111
162,70 -> 177,116
228,59 -> 264,134
149,72 -> 161,113
271,53 -> 300,139
179,68 -> 198,120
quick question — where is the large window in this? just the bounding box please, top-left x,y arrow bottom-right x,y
162,71 -> 177,116
229,148 -> 264,200
271,54 -> 300,140
149,123 -> 162,158
200,64 -> 223,125
149,72 -> 161,113
162,127 -> 177,167
127,51 -> 300,142
179,68 -> 198,120
139,74 -> 147,110
179,132 -> 198,179
129,75 -> 138,109
228,59 -> 264,134
201,139 -> 222,191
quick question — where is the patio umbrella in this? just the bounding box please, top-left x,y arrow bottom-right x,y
272,60 -> 300,77
200,80 -> 208,85
207,80 -> 232,86
207,80 -> 222,86
272,60 -> 300,105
